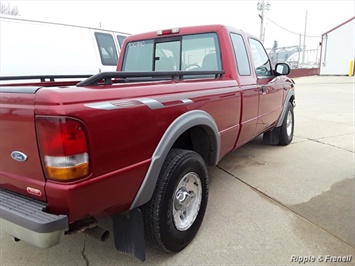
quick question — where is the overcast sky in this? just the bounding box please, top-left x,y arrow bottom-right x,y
4,0 -> 355,49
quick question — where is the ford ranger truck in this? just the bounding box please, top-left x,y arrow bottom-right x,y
0,24 -> 295,261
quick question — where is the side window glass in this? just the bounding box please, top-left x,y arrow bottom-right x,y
117,35 -> 127,48
230,33 -> 251,75
95,32 -> 118,66
249,38 -> 272,77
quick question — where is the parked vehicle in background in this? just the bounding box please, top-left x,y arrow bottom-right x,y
0,24 -> 295,261
0,15 -> 129,77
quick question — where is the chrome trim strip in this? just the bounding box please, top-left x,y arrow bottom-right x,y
84,102 -> 118,110
137,98 -> 165,110
85,97 -> 194,110
181,99 -> 193,104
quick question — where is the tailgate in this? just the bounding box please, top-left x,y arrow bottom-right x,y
0,87 -> 47,201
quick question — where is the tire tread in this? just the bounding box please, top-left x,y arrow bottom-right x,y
142,149 -> 208,252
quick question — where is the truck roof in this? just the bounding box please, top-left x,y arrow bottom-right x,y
124,24 -> 247,41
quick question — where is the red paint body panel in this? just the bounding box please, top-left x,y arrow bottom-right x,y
0,24 -> 294,227
235,85 -> 259,148
0,92 -> 47,201
45,159 -> 150,222
256,76 -> 284,134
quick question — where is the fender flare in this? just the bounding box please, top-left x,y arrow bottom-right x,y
130,110 -> 220,209
276,89 -> 295,127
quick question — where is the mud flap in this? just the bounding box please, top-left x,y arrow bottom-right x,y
263,127 -> 280,145
111,208 -> 145,261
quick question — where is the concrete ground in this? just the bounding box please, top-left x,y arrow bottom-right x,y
1,76 -> 354,265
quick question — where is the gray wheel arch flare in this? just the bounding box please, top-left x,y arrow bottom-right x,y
130,110 -> 220,209
277,88 -> 295,127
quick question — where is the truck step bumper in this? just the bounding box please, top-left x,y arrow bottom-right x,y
0,188 -> 68,248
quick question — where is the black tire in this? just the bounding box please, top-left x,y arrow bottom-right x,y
279,101 -> 294,145
142,149 -> 209,253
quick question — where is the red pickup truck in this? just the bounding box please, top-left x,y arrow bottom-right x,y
0,24 -> 295,261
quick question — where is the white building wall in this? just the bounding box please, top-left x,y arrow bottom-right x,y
320,18 -> 355,75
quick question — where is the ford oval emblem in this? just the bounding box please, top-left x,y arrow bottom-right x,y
11,151 -> 28,162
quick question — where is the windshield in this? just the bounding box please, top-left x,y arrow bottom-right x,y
122,33 -> 222,72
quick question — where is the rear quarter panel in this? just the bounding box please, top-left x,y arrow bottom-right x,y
34,77 -> 241,221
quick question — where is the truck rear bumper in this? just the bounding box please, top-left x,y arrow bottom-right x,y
0,188 -> 68,248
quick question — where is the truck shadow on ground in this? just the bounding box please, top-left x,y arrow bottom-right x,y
289,177 -> 355,248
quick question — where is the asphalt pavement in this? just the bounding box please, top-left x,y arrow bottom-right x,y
1,75 -> 354,265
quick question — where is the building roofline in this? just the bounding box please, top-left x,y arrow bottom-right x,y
321,16 -> 355,36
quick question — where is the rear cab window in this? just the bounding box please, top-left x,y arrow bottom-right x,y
122,33 -> 222,73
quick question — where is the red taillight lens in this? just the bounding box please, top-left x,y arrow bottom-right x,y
36,116 -> 90,181
156,28 -> 180,36
38,117 -> 87,156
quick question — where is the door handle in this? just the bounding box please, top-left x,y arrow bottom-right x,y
260,86 -> 267,93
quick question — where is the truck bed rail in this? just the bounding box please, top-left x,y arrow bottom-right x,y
0,75 -> 93,87
76,70 -> 225,87
0,75 -> 92,82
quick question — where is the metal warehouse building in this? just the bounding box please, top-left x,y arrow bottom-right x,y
320,16 -> 355,76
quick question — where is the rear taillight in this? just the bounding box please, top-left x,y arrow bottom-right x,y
36,116 -> 90,182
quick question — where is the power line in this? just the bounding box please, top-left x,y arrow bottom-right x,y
267,18 -> 320,38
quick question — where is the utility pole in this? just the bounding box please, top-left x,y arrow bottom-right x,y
257,0 -> 270,43
297,34 -> 302,68
302,10 -> 308,64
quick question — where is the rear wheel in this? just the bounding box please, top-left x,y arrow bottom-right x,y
279,101 -> 294,145
142,149 -> 208,252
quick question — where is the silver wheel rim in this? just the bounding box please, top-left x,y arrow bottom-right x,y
173,172 -> 202,231
286,110 -> 293,137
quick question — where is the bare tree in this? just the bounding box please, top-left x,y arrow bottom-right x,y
0,2 -> 20,16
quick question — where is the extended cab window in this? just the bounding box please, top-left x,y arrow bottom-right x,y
230,33 -> 251,76
249,38 -> 272,77
122,33 -> 221,72
95,32 -> 118,66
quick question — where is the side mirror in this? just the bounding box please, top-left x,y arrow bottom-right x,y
275,63 -> 290,76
